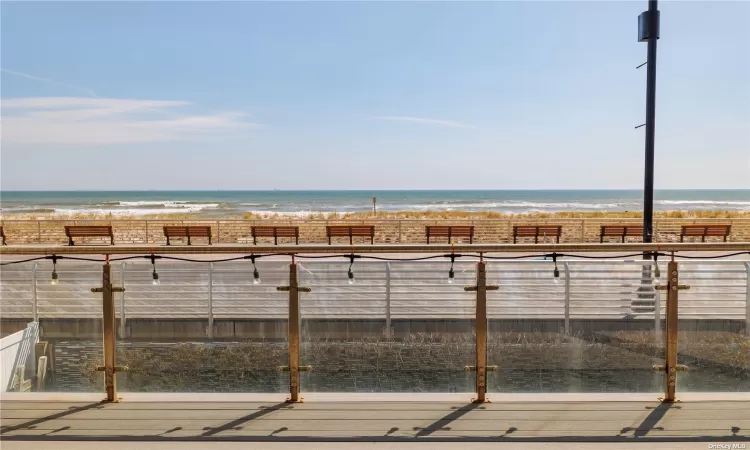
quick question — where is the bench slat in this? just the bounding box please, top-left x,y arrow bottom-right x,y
163,226 -> 212,245
425,225 -> 474,244
600,225 -> 644,243
513,226 -> 562,244
65,226 -> 114,246
251,226 -> 299,245
326,226 -> 375,244
680,225 -> 730,242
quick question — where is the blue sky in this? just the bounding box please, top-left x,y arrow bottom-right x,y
1,1 -> 748,190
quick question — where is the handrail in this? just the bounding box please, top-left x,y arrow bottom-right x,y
1,242 -> 749,255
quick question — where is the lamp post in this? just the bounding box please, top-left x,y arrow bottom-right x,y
640,0 -> 660,243
636,0 -> 661,312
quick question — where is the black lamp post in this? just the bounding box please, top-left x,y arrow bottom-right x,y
639,0 -> 660,243
634,0 -> 661,313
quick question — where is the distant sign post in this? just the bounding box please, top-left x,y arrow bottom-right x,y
372,197 -> 377,215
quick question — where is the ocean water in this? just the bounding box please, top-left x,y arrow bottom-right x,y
1,190 -> 749,217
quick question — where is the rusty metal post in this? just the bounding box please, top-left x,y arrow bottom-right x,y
278,263 -> 311,402
464,261 -> 498,402
92,263 -> 126,402
654,260 -> 689,402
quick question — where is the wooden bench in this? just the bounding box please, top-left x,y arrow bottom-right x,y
680,224 -> 731,242
65,225 -> 114,246
251,226 -> 299,245
163,226 -> 212,245
326,225 -> 375,245
0,226 -> 5,245
600,225 -> 643,243
513,225 -> 562,244
425,226 -> 474,244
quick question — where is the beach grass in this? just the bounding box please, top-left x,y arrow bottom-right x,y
3,209 -> 750,221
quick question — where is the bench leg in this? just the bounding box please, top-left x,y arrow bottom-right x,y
166,237 -> 171,245
208,236 -> 212,245
68,237 -> 74,246
371,236 -> 374,244
296,236 -> 299,245
427,235 -> 430,244
253,237 -> 257,245
188,236 -> 191,245
328,237 -> 331,245
470,236 -> 473,244
111,236 -> 115,245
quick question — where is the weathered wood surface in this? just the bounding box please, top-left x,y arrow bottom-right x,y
1,397 -> 748,440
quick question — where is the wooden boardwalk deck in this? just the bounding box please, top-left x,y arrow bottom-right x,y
1,394 -> 749,445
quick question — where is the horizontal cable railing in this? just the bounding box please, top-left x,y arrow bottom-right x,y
1,243 -> 748,402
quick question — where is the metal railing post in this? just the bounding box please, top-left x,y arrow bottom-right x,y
654,260 -> 689,402
745,262 -> 750,336
563,262 -> 570,335
207,262 -> 214,339
31,262 -> 38,322
119,263 -> 126,339
464,261 -> 498,403
385,262 -> 392,337
92,263 -> 126,402
278,263 -> 311,402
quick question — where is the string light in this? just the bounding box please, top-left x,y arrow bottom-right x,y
249,255 -> 261,284
653,253 -> 660,279
150,254 -> 160,285
347,254 -> 355,285
448,254 -> 455,284
50,255 -> 59,285
552,253 -> 560,285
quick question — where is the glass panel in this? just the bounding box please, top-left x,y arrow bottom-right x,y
487,260 -> 663,392
0,261 -> 103,393
114,260 -> 288,393
676,261 -> 750,392
299,259 -> 476,392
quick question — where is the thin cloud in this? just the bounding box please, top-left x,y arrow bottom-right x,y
374,116 -> 474,129
1,96 -> 259,145
1,68 -> 98,97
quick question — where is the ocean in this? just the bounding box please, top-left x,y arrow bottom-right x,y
1,190 -> 749,217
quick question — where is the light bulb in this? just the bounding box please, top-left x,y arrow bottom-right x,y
50,271 -> 59,285
553,277 -> 561,285
152,270 -> 160,285
348,269 -> 355,285
448,267 -> 455,284
253,268 -> 261,284
654,264 -> 661,279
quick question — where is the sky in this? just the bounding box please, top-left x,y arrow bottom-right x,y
1,1 -> 748,191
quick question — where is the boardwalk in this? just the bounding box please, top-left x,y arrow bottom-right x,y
1,393 -> 749,448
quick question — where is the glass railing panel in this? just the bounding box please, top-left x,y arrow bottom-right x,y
113,260 -> 288,393
0,261 -> 104,393
299,260 -> 476,392
487,260 -> 664,392
676,261 -> 749,392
